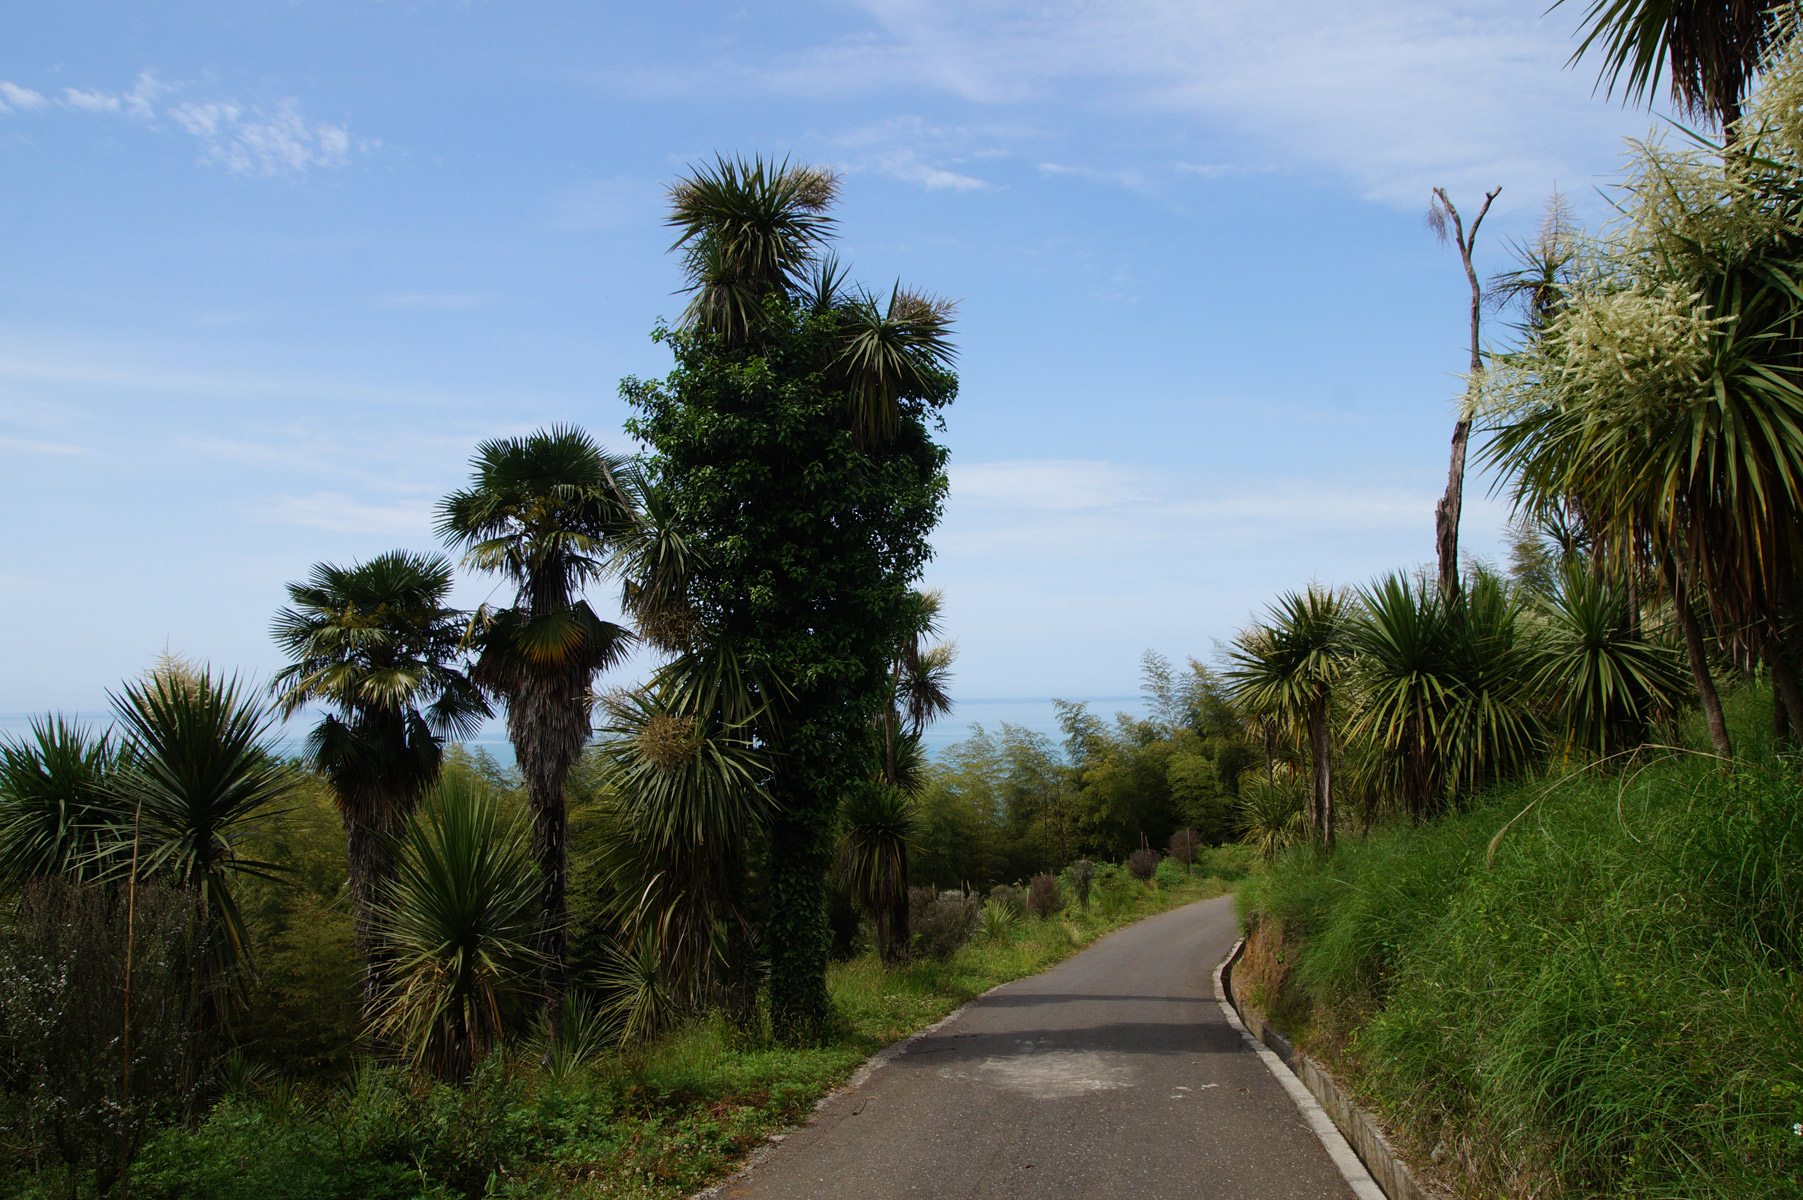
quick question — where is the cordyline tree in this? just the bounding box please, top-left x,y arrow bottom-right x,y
1480,28 -> 1803,749
619,154 -> 955,1043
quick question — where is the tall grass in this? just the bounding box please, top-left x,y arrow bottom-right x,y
1238,686 -> 1803,1198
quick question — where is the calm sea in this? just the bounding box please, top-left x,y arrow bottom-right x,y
0,696 -> 1151,767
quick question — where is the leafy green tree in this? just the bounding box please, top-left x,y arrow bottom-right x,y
271,551 -> 488,1012
1480,68 -> 1803,747
624,155 -> 953,1042
437,426 -> 638,1019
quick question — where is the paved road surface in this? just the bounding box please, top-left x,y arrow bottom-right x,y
719,894 -> 1356,1199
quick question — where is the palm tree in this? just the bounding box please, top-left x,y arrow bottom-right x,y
437,426 -> 638,1021
589,643 -> 774,1021
108,667 -> 299,992
1557,0 -> 1783,130
878,590 -> 956,791
835,781 -> 915,965
1345,572 -> 1541,821
270,550 -> 487,1012
371,771 -> 539,1083
1532,564 -> 1693,758
1226,589 -> 1349,846
667,154 -> 839,346
667,154 -> 958,445
0,716 -> 129,888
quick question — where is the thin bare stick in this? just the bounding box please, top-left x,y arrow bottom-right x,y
1428,185 -> 1501,599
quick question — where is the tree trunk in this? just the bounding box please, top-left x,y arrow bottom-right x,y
511,662 -> 590,1033
1308,697 -> 1334,849
1776,678 -> 1792,742
1667,557 -> 1733,759
766,800 -> 832,1045
1429,186 -> 1498,600
1769,632 -> 1803,744
344,815 -> 396,1038
1436,419 -> 1471,598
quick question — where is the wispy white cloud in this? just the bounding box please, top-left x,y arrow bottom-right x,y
0,70 -> 367,178
827,116 -> 1003,190
0,82 -> 47,112
1037,161 -> 1150,192
0,435 -> 93,456
751,0 -> 1660,208
257,492 -> 435,536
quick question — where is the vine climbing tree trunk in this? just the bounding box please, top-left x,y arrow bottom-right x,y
1429,185 -> 1500,600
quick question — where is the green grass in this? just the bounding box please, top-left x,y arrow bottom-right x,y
20,865 -> 1239,1200
1236,687 -> 1803,1199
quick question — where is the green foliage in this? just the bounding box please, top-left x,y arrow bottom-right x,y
1532,563 -> 1692,756
1344,571 -> 1542,819
1152,855 -> 1187,887
233,775 -> 360,1081
371,773 -> 540,1083
835,781 -> 915,964
1238,688 -> 1803,1198
0,716 -> 129,887
977,899 -> 1017,942
624,303 -> 949,1042
109,667 -> 301,985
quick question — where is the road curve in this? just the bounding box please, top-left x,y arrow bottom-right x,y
718,894 -> 1357,1200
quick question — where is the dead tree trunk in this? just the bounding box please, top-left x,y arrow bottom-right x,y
1429,186 -> 1500,600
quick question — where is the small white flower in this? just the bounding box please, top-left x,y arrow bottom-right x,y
1793,1122 -> 1802,1138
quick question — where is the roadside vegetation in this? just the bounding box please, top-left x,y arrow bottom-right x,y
1228,9 -> 1803,1198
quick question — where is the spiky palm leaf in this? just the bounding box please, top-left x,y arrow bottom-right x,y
666,155 -> 839,343
1557,0 -> 1779,127
0,716 -> 129,888
371,772 -> 540,1082
831,285 -> 959,444
1346,572 -> 1543,819
1533,564 -> 1692,757
836,782 -> 915,965
107,669 -> 299,985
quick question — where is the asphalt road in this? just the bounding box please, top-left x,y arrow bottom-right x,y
718,894 -> 1357,1200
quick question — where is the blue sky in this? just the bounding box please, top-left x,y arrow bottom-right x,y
2,1 -> 1673,725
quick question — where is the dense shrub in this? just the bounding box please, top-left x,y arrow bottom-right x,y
1153,855 -> 1187,888
907,887 -> 976,962
0,880 -> 208,1199
1025,874 -> 1063,918
1126,848 -> 1159,880
1166,829 -> 1200,868
1059,859 -> 1095,909
986,883 -> 1024,918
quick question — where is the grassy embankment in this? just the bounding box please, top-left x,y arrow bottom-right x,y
1235,686 -> 1803,1199
99,858 -> 1243,1200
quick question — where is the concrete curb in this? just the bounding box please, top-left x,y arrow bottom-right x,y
1215,938 -> 1433,1200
